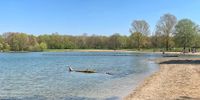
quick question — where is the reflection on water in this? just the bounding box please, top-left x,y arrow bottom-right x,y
0,52 -> 159,100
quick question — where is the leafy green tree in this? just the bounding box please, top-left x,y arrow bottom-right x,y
174,19 -> 198,51
0,34 -> 10,51
108,33 -> 123,50
156,13 -> 177,51
118,35 -> 129,49
28,35 -> 38,46
18,33 -> 29,51
39,42 -> 47,51
0,43 -> 3,51
86,35 -> 100,49
151,32 -> 160,49
191,26 -> 200,48
2,43 -> 10,51
0,36 -> 3,51
3,32 -> 30,51
130,20 -> 150,50
6,33 -> 20,51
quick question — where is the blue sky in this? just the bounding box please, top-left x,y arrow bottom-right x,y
0,0 -> 199,36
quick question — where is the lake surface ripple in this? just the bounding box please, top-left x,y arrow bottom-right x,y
0,52 -> 160,100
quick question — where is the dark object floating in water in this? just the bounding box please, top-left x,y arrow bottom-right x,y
68,66 -> 113,75
162,54 -> 179,57
106,72 -> 113,75
68,66 -> 96,73
75,70 -> 96,73
69,66 -> 73,72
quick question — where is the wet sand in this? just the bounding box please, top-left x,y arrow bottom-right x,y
125,58 -> 200,100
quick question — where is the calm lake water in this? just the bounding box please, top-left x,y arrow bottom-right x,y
0,52 -> 160,100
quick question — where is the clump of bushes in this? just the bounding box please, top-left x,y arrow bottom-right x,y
28,42 -> 47,52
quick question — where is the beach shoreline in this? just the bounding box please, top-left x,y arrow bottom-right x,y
2,48 -> 200,56
45,49 -> 200,56
124,57 -> 200,100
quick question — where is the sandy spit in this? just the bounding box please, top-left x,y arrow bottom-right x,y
124,58 -> 200,100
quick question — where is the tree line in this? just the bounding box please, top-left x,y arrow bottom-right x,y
0,13 -> 199,52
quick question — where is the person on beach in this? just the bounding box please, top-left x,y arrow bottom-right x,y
162,50 -> 165,54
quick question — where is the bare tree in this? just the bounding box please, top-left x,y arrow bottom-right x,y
130,20 -> 150,50
156,13 -> 177,51
130,20 -> 150,35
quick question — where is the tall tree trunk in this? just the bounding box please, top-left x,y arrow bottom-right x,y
183,43 -> 186,54
137,36 -> 140,51
166,37 -> 169,51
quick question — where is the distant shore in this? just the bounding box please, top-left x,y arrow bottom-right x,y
124,57 -> 200,100
43,49 -> 200,56
43,49 -> 158,53
2,49 -> 200,57
3,49 -> 200,56
0,49 -> 134,53
45,49 -> 135,52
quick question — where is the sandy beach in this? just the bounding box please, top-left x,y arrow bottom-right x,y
66,49 -> 134,52
44,49 -> 136,53
46,49 -> 200,55
125,57 -> 200,100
